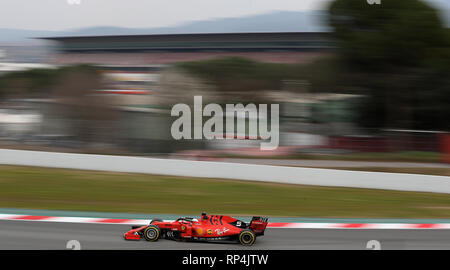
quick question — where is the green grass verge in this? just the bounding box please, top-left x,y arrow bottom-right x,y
0,165 -> 450,218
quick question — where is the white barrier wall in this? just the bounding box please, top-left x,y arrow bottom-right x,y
0,149 -> 449,194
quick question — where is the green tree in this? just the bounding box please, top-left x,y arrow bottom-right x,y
328,0 -> 450,130
50,65 -> 118,143
177,57 -> 293,104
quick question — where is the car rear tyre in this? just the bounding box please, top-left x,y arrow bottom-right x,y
143,225 -> 160,241
238,230 -> 256,246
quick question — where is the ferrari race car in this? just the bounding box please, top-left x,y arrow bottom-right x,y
124,213 -> 268,246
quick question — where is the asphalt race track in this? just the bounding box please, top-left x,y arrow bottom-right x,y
0,220 -> 449,250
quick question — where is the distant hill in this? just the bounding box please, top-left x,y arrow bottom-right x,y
0,28 -> 61,43
0,10 -> 328,43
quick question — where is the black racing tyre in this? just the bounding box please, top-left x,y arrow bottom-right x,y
238,229 -> 256,246
143,225 -> 160,241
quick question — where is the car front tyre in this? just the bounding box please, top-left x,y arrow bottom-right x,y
143,225 -> 160,242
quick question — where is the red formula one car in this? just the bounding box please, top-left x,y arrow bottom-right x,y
124,213 -> 268,246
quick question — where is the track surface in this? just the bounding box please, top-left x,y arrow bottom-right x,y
1,220 -> 449,250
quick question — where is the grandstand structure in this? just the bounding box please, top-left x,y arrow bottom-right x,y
42,32 -> 333,66
41,32 -> 334,98
33,32 -> 338,152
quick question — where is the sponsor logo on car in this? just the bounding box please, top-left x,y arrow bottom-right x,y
215,227 -> 230,236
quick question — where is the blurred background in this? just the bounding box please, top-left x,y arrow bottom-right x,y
0,0 -> 449,166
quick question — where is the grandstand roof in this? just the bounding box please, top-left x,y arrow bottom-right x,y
41,32 -> 333,53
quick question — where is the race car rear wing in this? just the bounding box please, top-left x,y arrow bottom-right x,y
249,217 -> 268,235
